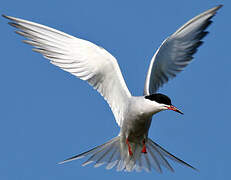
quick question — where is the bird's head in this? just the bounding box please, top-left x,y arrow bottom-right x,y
144,93 -> 183,115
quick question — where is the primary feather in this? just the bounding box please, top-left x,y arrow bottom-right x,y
3,14 -> 131,127
144,5 -> 222,95
3,5 -> 222,173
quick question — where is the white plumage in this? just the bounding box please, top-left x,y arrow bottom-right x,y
3,5 -> 222,172
144,5 -> 221,95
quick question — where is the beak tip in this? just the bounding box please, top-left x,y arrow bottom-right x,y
168,105 -> 183,115
176,109 -> 184,115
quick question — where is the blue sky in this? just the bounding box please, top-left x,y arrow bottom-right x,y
0,0 -> 229,179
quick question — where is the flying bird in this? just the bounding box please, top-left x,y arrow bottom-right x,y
3,5 -> 222,173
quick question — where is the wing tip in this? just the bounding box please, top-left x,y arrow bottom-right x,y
2,15 -> 21,29
2,14 -> 7,19
208,5 -> 223,16
2,14 -> 15,21
2,14 -> 10,19
215,4 -> 223,11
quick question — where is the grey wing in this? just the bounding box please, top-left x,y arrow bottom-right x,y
3,15 -> 131,127
144,5 -> 222,95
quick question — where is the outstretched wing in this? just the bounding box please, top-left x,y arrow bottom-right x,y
3,15 -> 131,126
144,5 -> 222,95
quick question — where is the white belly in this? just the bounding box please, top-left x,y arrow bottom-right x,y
121,113 -> 152,143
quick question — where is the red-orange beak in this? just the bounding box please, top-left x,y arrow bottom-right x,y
167,105 -> 183,115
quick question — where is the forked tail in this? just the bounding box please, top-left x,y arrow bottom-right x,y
58,136 -> 197,172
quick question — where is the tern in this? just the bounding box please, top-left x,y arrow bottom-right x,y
3,5 -> 222,173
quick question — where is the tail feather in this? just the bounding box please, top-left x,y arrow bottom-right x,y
106,148 -> 119,169
94,145 -> 114,167
58,137 -> 118,164
148,139 -> 198,171
83,140 -> 117,167
147,140 -> 174,172
143,154 -> 151,172
59,136 -> 197,173
146,145 -> 162,173
136,150 -> 142,172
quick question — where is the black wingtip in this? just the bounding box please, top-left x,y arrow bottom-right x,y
2,14 -> 17,21
8,22 -> 19,28
206,5 -> 223,16
212,5 -> 223,13
2,14 -> 8,19
2,14 -> 14,21
216,4 -> 223,10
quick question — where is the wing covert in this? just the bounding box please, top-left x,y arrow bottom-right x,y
3,15 -> 131,126
144,5 -> 222,95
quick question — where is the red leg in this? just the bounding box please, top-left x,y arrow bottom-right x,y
126,138 -> 133,156
141,139 -> 147,153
